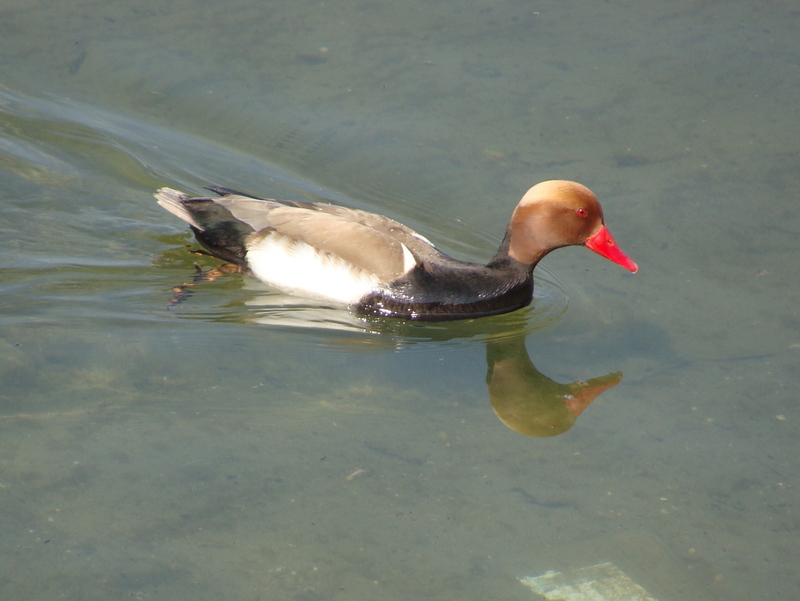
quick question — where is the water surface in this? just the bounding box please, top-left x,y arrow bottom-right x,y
1,1 -> 798,600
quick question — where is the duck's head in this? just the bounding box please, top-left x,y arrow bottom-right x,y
508,180 -> 638,273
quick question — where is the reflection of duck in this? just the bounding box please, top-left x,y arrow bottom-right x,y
159,258 -> 623,436
156,180 -> 636,321
486,336 -> 622,437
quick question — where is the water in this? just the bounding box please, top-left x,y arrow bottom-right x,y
1,1 -> 798,599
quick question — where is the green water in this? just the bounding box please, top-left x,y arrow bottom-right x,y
1,1 -> 798,599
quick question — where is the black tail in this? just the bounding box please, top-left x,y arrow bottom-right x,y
157,187 -> 255,266
182,198 -> 254,265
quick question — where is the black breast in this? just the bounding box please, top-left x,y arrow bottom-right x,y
355,257 -> 534,321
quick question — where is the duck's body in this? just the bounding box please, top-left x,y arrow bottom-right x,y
156,181 -> 637,320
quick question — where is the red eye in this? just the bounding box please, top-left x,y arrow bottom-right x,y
575,208 -> 588,217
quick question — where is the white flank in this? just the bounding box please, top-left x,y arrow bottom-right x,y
246,234 -> 382,304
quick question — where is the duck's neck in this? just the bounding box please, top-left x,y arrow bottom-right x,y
489,227 -> 546,268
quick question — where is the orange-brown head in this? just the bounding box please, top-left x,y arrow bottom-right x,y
508,180 -> 638,272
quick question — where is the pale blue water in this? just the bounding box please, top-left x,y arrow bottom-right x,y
1,1 -> 798,600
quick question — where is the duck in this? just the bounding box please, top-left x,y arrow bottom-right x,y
155,180 -> 637,321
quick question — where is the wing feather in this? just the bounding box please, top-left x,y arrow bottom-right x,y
248,208 -> 412,281
180,191 -> 449,282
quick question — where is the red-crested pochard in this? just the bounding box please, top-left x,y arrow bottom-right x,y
156,180 -> 637,320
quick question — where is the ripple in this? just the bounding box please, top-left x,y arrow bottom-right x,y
167,264 -> 570,354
